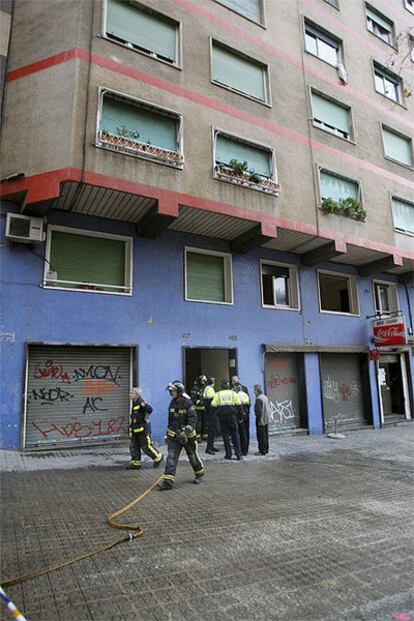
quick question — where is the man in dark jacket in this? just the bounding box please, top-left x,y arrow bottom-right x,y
253,384 -> 270,456
128,387 -> 163,469
191,375 -> 208,441
158,380 -> 205,490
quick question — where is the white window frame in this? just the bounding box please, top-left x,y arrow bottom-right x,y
260,259 -> 300,311
101,0 -> 182,69
304,20 -> 342,68
317,269 -> 360,316
96,87 -> 184,169
372,280 -> 399,316
404,0 -> 414,15
213,0 -> 266,27
43,225 -> 133,296
310,89 -> 354,143
373,62 -> 402,104
184,247 -> 234,305
390,194 -> 414,237
210,38 -> 271,107
318,167 -> 362,206
365,4 -> 394,47
212,127 -> 279,195
380,123 -> 413,169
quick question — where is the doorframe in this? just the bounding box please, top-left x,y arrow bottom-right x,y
377,352 -> 412,424
182,346 -> 238,388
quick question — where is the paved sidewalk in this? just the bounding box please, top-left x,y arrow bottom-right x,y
1,426 -> 413,621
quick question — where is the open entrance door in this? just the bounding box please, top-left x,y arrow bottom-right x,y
183,347 -> 237,394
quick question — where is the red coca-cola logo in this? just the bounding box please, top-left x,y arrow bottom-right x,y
377,327 -> 403,338
373,321 -> 406,345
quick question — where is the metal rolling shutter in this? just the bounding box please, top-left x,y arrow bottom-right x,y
212,43 -> 266,101
25,345 -> 131,450
265,353 -> 301,434
320,353 -> 368,432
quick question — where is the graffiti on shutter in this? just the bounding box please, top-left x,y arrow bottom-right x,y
265,353 -> 301,434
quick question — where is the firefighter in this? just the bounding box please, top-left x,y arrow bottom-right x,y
233,384 -> 250,456
158,380 -> 205,491
204,377 -> 219,455
128,388 -> 163,469
191,374 -> 208,441
211,380 -> 243,460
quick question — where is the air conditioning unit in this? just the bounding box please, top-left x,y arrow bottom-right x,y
5,213 -> 44,243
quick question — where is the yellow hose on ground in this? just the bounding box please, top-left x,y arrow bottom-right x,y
1,474 -> 163,588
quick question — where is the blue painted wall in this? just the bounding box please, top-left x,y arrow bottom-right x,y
1,207 -> 413,449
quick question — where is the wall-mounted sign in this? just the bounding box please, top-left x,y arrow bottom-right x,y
373,315 -> 406,346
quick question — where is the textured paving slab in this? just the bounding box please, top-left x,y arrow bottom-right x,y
1,427 -> 413,621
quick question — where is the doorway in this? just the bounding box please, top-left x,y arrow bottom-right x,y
378,354 -> 410,421
183,347 -> 237,393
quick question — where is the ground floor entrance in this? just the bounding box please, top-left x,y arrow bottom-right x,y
183,347 -> 237,394
264,352 -> 307,434
378,353 -> 412,423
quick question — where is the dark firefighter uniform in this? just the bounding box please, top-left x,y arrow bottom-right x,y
191,377 -> 208,441
211,386 -> 243,460
204,382 -> 218,453
129,397 -> 163,468
161,394 -> 205,489
234,387 -> 251,456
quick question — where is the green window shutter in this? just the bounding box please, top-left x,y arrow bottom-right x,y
212,43 -> 266,101
392,198 -> 414,233
101,97 -> 177,152
216,135 -> 271,177
107,0 -> 177,62
383,128 -> 412,166
187,252 -> 226,302
218,0 -> 261,22
366,7 -> 392,32
50,231 -> 126,291
320,171 -> 358,201
312,93 -> 350,133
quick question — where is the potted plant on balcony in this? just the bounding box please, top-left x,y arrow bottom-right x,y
321,196 -> 367,222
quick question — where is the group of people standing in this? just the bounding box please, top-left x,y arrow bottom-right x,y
128,375 -> 272,491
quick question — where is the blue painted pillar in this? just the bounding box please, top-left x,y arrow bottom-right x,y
368,360 -> 381,429
304,353 -> 323,435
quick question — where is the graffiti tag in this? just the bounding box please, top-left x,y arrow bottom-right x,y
72,365 -> 121,385
31,416 -> 127,439
323,375 -> 339,403
267,375 -> 296,390
269,400 -> 295,423
81,380 -> 117,396
29,386 -> 74,405
34,360 -> 71,384
82,397 -> 107,414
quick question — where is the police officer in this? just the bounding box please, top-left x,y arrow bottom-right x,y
158,380 -> 205,491
211,380 -> 243,461
128,387 -> 163,469
191,375 -> 208,441
233,384 -> 250,456
204,377 -> 219,455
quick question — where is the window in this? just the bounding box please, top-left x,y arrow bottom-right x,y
261,261 -> 299,310
211,41 -> 268,103
44,227 -> 132,294
311,92 -> 352,140
382,126 -> 413,167
214,0 -> 263,24
365,5 -> 394,46
373,281 -> 398,315
404,0 -> 414,15
185,248 -> 233,304
105,0 -> 179,65
97,91 -> 183,168
318,271 -> 359,315
320,170 -> 359,202
214,131 -> 279,195
305,22 -> 341,67
410,37 -> 414,62
392,197 -> 414,235
324,0 -> 339,7
374,64 -> 402,103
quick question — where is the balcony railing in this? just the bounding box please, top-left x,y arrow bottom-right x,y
97,130 -> 184,169
214,164 -> 280,196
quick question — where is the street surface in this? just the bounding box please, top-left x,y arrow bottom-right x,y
1,426 -> 413,621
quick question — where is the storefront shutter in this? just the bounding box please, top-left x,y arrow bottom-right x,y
101,97 -> 177,152
106,0 -> 177,61
50,231 -> 126,291
392,198 -> 414,233
212,43 -> 265,101
320,171 -> 358,201
218,0 -> 261,22
366,7 -> 392,32
187,252 -> 225,302
383,128 -> 412,166
312,93 -> 350,133
216,135 -> 271,176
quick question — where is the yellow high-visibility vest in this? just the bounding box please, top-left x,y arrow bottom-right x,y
212,390 -> 241,407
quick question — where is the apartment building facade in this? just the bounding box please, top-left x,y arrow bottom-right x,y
0,0 -> 413,450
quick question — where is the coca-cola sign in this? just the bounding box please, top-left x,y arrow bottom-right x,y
373,316 -> 406,346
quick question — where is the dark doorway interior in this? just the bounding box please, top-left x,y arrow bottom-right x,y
184,347 -> 237,394
379,359 -> 405,417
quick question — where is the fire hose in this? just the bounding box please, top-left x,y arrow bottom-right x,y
0,474 -> 163,616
